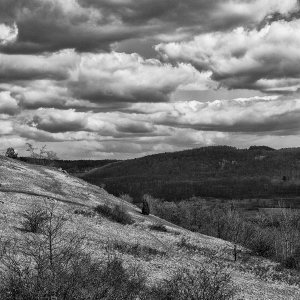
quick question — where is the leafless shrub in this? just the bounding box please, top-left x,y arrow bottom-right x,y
144,266 -> 236,300
0,204 -> 145,300
20,204 -> 49,233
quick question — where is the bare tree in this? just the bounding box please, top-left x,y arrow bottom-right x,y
26,143 -> 58,163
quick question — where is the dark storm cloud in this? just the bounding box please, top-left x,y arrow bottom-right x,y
0,0 -> 143,54
0,0 -> 298,53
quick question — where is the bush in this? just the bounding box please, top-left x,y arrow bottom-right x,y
119,194 -> 134,203
142,200 -> 150,215
20,205 -> 49,233
5,147 -> 18,159
149,223 -> 168,232
145,266 -> 236,300
0,245 -> 146,300
94,204 -> 134,225
247,232 -> 274,257
1,204 -> 144,300
74,209 -> 95,217
111,240 -> 166,258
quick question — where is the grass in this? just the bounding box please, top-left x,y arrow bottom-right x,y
149,223 -> 168,232
110,240 -> 166,259
94,204 -> 134,225
146,266 -> 236,300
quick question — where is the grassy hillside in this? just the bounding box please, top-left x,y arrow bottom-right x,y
18,157 -> 118,174
1,156 -> 300,299
80,146 -> 300,202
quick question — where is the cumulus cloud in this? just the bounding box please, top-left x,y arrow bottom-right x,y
16,96 -> 300,141
0,23 -> 18,45
0,50 -> 78,81
69,52 -> 214,103
0,92 -> 19,115
128,96 -> 300,135
156,19 -> 300,93
0,50 -> 213,108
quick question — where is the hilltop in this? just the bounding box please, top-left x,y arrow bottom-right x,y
0,155 -> 300,298
80,146 -> 300,202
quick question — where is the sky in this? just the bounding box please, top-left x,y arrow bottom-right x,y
1,0 -> 300,159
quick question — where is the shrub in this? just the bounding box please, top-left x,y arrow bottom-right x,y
0,244 -> 146,300
5,147 -> 18,159
20,205 -> 49,233
248,232 -> 274,257
142,200 -> 150,215
149,223 -> 168,232
1,205 -> 144,300
111,240 -> 166,258
145,266 -> 236,300
94,204 -> 134,225
119,194 -> 134,203
74,209 -> 95,217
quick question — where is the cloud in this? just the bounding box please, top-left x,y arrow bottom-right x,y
0,0 -> 149,53
0,92 -> 19,115
0,50 -> 213,109
69,52 -> 214,103
128,96 -> 300,135
156,19 -> 300,93
18,96 -> 300,142
0,0 -> 298,53
0,23 -> 18,45
0,49 -> 79,81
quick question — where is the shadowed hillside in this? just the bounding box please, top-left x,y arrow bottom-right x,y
81,146 -> 300,202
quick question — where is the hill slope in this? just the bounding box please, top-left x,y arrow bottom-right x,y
1,156 -> 300,299
81,146 -> 300,201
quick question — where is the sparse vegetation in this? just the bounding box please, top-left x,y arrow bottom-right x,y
142,195 -> 300,269
5,148 -> 18,159
0,202 -> 238,300
20,204 -> 49,233
144,266 -> 236,300
73,209 -> 95,217
94,204 -> 134,225
119,194 -> 134,203
110,240 -> 166,258
26,143 -> 58,161
0,204 -> 145,300
149,223 -> 168,232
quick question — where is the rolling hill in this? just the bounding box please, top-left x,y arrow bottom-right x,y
1,155 -> 300,298
80,146 -> 300,202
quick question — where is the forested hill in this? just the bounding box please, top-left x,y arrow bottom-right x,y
81,146 -> 300,201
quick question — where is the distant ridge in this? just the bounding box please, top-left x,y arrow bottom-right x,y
81,146 -> 300,202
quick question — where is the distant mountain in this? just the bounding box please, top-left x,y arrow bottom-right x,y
80,146 -> 300,201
